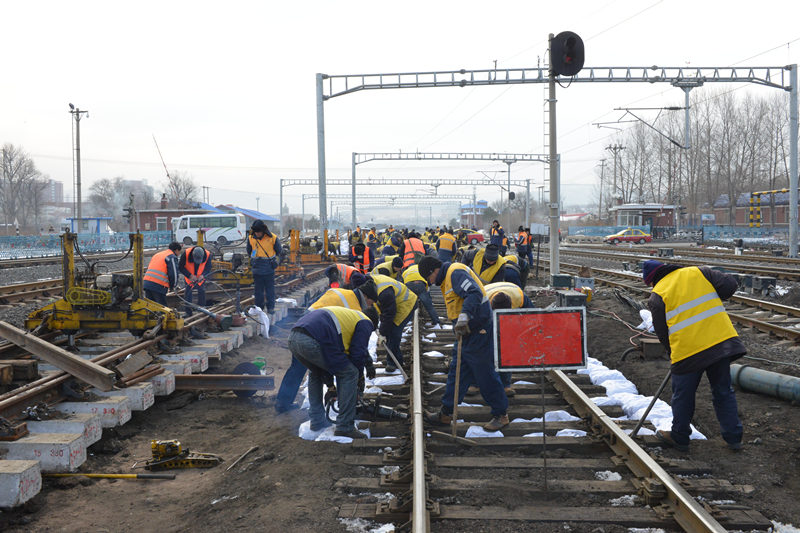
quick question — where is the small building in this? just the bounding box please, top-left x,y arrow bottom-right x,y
713,191 -> 798,226
65,217 -> 114,234
460,200 -> 488,228
608,203 -> 677,229
137,208 -> 211,232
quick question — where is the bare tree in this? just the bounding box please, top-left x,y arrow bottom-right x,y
163,171 -> 198,208
89,177 -> 157,230
0,144 -> 46,233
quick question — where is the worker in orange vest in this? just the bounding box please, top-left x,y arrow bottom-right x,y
178,245 -> 212,317
143,242 -> 182,306
399,232 -> 426,268
348,242 -> 376,273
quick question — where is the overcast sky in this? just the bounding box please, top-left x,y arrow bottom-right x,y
2,0 -> 799,224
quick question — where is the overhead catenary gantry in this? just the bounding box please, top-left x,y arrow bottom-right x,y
316,64 -> 798,259
351,152 -> 548,231
279,177 -> 534,237
328,199 -> 463,229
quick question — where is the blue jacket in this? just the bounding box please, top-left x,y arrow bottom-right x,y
434,262 -> 490,329
293,309 -> 373,373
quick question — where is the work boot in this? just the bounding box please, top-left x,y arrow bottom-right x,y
384,364 -> 398,374
333,428 -> 367,439
656,430 -> 689,452
310,419 -> 332,432
726,441 -> 742,451
504,386 -> 516,398
482,414 -> 510,432
465,385 -> 480,396
424,409 -> 452,426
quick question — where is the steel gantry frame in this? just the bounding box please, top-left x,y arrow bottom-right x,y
280,177 -> 533,237
328,199 -> 463,230
351,152 -> 548,231
301,193 -> 470,233
316,65 -> 799,258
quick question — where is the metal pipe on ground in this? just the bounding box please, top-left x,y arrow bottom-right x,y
731,364 -> 800,402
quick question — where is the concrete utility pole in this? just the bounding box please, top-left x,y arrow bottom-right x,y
69,104 -> 88,224
606,144 -> 625,206
547,34 -> 560,278
598,159 -> 607,222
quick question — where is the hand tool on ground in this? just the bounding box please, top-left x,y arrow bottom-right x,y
132,439 -> 223,470
630,369 -> 672,439
226,445 -> 259,472
380,339 -> 409,380
451,334 -> 463,439
44,472 -> 175,480
430,429 -> 477,446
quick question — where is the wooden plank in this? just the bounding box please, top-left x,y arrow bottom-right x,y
0,364 -> 12,385
0,322 -> 115,391
0,360 -> 39,380
351,436 -> 608,452
345,455 -> 617,469
114,350 -> 153,377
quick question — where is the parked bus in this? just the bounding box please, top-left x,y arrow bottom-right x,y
173,213 -> 247,245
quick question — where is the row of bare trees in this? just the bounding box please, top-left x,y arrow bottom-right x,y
596,89 -> 791,225
0,144 -> 50,232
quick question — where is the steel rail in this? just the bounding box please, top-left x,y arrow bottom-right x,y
549,369 -> 727,532
410,309 -> 428,532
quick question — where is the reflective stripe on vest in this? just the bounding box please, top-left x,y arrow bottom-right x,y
652,267 -> 738,364
354,249 -> 370,273
183,247 -> 210,286
374,261 -> 398,279
336,264 -> 356,284
321,307 -> 369,354
310,288 -> 361,310
371,274 -> 418,325
485,282 -> 524,308
143,249 -> 174,288
402,238 -> 425,268
249,234 -> 276,258
473,249 -> 506,284
402,264 -> 427,287
438,234 -> 455,251
441,263 -> 487,321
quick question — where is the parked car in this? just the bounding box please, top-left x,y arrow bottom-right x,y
604,228 -> 652,244
455,228 -> 484,245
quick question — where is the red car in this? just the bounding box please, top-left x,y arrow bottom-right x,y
456,228 -> 484,244
604,228 -> 652,244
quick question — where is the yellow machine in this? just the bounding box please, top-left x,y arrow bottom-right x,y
139,439 -> 223,470
25,232 -> 183,336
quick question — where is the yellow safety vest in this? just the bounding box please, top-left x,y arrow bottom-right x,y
438,233 -> 455,251
249,234 -> 276,258
652,267 -> 739,364
473,249 -> 506,284
402,264 -> 427,287
485,282 -> 524,308
310,288 -> 362,311
441,263 -> 486,321
371,274 -> 418,326
321,307 -> 369,354
373,260 -> 399,279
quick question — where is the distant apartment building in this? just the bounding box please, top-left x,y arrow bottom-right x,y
42,179 -> 64,205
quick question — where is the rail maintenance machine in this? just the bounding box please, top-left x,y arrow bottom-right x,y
25,232 -> 183,337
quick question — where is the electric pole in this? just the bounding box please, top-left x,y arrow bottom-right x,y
598,159 -> 606,222
69,104 -> 88,224
605,144 -> 625,205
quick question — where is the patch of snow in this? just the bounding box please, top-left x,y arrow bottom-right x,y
465,426 -> 504,438
555,429 -> 587,437
770,521 -> 800,533
339,518 -> 396,533
372,375 -> 405,386
424,351 -> 445,358
637,309 -> 654,332
210,494 -> 239,505
609,494 -> 638,507
522,432 -> 543,437
595,470 -> 622,481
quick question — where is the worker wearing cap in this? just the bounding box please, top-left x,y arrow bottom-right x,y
516,226 -> 532,264
398,232 -> 426,268
288,307 -> 376,439
366,227 -> 380,256
349,242 -> 376,273
489,220 -> 505,249
247,220 -> 282,316
462,244 -> 510,284
178,245 -> 212,317
373,256 -> 403,279
143,242 -> 182,306
484,282 -> 534,396
275,286 -> 373,414
418,256 -> 509,432
381,232 -> 403,260
325,263 -> 366,290
643,260 -> 745,452
402,263 -> 441,327
358,274 -> 418,373
436,228 -> 456,262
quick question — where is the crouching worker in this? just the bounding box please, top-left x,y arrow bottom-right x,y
288,307 -> 376,439
418,257 -> 509,432
485,282 -> 534,397
359,275 -> 418,374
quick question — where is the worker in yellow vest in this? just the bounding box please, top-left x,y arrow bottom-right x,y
436,228 -> 456,262
402,263 -> 441,327
358,274 -> 418,373
247,219 -> 281,316
373,256 -> 403,279
644,260 -> 745,452
417,256 -> 509,432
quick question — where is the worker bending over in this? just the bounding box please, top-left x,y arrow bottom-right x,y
359,274 -> 418,373
143,242 -> 182,305
402,263 -> 441,327
178,245 -> 211,317
418,257 -> 509,432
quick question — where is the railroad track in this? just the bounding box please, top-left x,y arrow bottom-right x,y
558,247 -> 800,281
337,294 -> 773,531
0,249 -> 158,269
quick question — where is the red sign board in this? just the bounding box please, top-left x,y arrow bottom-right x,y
493,308 -> 586,371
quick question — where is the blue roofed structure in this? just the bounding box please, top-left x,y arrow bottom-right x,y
194,202 -> 226,213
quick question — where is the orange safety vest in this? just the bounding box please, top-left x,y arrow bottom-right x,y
183,247 -> 210,286
354,249 -> 371,273
336,263 -> 357,284
402,238 -> 426,268
518,231 -> 529,246
144,249 -> 175,289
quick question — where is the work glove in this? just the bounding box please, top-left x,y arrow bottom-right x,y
364,359 -> 376,380
454,313 -> 471,337
376,334 -> 387,346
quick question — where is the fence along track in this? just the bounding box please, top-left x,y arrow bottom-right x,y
338,289 -> 772,531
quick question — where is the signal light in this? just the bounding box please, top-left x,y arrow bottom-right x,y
550,31 -> 585,77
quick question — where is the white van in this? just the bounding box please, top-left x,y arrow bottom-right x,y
174,213 -> 247,245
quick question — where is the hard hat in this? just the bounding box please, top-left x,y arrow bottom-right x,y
191,246 -> 206,263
